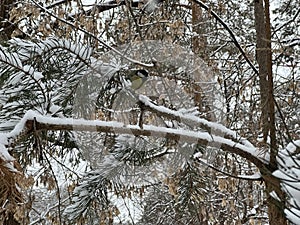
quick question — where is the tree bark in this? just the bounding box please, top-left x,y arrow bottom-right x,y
191,0 -> 207,58
190,0 -> 214,122
0,0 -> 16,41
254,0 -> 287,224
263,0 -> 277,166
254,0 -> 270,144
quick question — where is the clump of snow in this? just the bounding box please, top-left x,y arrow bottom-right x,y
273,140 -> 300,224
0,133 -> 14,161
0,133 -> 16,171
33,71 -> 44,80
49,104 -> 61,115
23,65 -> 35,75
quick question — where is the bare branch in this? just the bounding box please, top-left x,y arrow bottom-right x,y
195,157 -> 262,181
273,8 -> 300,34
190,0 -> 258,75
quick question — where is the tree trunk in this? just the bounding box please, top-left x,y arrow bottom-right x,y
263,0 -> 277,166
191,0 -> 207,58
254,0 -> 287,224
266,182 -> 287,225
254,0 -> 270,145
190,0 -> 213,121
0,0 -> 16,41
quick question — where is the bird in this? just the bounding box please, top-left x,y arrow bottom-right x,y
127,69 -> 149,90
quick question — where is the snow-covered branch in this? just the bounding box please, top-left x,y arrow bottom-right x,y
273,141 -> 300,224
2,110 -> 267,170
138,95 -> 255,148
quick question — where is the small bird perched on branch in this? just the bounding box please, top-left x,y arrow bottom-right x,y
127,69 -> 149,90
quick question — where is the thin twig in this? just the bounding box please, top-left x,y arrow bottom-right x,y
191,0 -> 258,75
31,0 -> 154,68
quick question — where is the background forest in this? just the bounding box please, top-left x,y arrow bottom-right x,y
0,0 -> 299,224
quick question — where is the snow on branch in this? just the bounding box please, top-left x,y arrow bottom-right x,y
139,95 -> 255,148
0,133 -> 18,172
39,38 -> 93,62
0,45 -> 25,74
273,140 -> 300,224
2,110 -> 267,170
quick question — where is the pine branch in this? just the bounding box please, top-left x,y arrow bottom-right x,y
31,0 -> 155,68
